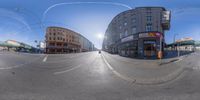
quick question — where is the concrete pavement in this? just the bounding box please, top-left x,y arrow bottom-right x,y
102,52 -> 186,84
0,51 -> 199,100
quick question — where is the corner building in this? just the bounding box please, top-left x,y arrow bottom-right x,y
46,26 -> 94,54
102,7 -> 170,58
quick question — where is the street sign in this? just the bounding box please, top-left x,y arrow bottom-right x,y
139,32 -> 162,38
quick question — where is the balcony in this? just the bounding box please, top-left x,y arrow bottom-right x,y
161,11 -> 171,30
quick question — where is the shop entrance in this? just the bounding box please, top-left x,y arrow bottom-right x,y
143,41 -> 156,57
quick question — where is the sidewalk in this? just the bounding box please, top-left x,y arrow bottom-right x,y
102,52 -> 187,85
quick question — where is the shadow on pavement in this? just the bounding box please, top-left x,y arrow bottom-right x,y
103,50 -> 194,60
163,50 -> 194,59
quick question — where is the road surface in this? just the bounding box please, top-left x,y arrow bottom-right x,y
0,51 -> 200,100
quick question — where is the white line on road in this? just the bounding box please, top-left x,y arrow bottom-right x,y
43,55 -> 48,62
173,57 -> 183,63
101,54 -> 135,83
54,64 -> 81,75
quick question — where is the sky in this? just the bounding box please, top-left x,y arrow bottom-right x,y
0,0 -> 200,49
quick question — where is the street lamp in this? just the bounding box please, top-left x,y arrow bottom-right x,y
173,33 -> 179,51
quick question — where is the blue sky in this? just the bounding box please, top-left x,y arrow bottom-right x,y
0,0 -> 200,49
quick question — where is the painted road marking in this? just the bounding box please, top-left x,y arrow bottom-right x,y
192,66 -> 200,70
101,54 -> 135,83
173,58 -> 183,63
54,64 -> 81,75
43,55 -> 48,62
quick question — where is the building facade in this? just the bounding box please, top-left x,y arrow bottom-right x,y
102,7 -> 170,58
46,26 -> 94,54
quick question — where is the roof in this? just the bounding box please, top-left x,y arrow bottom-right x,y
0,41 -> 20,47
167,40 -> 200,46
135,7 -> 166,10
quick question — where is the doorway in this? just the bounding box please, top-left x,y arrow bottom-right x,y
143,41 -> 156,57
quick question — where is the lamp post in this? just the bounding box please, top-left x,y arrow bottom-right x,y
173,34 -> 179,51
173,33 -> 189,57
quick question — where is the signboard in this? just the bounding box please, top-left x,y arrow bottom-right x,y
139,32 -> 162,38
162,11 -> 170,21
144,41 -> 156,44
39,42 -> 46,49
176,37 -> 193,43
121,35 -> 133,42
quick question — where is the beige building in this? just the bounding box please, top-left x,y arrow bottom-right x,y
45,26 -> 94,54
46,26 -> 81,54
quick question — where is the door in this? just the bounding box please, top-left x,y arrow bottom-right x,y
144,41 -> 156,57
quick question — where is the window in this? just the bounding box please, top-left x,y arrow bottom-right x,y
132,27 -> 136,34
124,30 -> 128,36
146,24 -> 152,32
49,37 -> 51,40
119,25 -> 122,29
124,22 -> 127,26
147,16 -> 152,22
132,18 -> 136,23
120,33 -> 123,38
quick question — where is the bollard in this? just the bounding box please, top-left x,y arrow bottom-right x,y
158,51 -> 163,59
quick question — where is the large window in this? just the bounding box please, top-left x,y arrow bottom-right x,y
146,24 -> 152,32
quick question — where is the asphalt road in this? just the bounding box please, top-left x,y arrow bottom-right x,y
0,51 -> 200,100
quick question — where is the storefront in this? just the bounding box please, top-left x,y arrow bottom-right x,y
138,32 -> 163,58
143,40 -> 156,57
118,34 -> 138,57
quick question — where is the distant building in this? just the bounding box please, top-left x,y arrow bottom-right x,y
167,38 -> 200,51
102,7 -> 171,58
45,26 -> 95,54
5,40 -> 21,47
0,40 -> 36,52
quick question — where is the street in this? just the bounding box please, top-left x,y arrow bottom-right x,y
0,51 -> 200,100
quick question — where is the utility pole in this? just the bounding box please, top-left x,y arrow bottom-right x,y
173,34 -> 179,51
